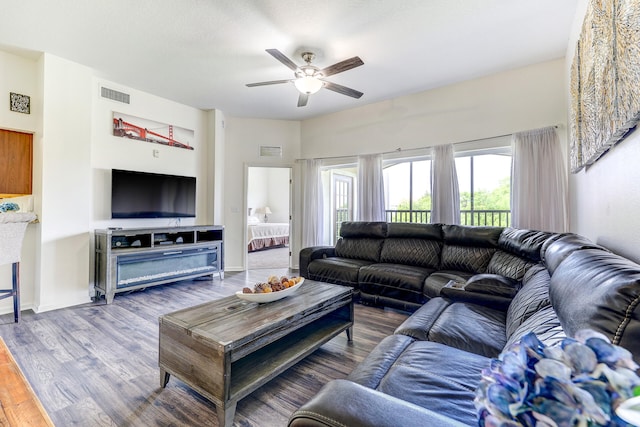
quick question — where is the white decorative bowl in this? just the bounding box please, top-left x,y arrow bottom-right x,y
617,396 -> 640,426
235,278 -> 305,303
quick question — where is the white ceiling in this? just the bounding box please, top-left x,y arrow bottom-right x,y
2,0 -> 579,121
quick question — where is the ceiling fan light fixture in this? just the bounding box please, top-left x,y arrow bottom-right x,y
247,49 -> 364,105
294,76 -> 323,94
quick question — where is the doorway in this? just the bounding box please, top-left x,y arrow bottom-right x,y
246,166 -> 291,270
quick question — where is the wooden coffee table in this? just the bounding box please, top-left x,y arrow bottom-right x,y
158,280 -> 353,427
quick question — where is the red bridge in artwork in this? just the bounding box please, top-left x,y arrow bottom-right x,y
113,118 -> 194,150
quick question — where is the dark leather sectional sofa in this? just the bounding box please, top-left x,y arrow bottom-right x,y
289,221 -> 640,427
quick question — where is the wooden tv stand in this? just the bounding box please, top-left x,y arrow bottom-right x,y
94,225 -> 224,304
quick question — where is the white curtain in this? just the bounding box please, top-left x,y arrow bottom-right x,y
357,154 -> 386,221
301,159 -> 324,247
511,126 -> 568,232
430,144 -> 460,224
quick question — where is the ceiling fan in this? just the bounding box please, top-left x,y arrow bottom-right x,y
246,49 -> 364,107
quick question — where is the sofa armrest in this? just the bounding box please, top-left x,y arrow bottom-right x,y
440,283 -> 512,311
288,380 -> 467,427
299,246 -> 336,278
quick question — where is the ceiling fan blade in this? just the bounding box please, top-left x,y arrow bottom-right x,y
320,56 -> 364,77
246,79 -> 291,87
322,81 -> 363,99
266,49 -> 299,71
297,93 -> 309,107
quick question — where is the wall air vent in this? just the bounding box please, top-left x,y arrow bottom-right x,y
101,87 -> 130,104
260,146 -> 282,157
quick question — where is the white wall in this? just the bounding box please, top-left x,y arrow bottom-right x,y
301,59 -> 567,159
299,59 -> 568,247
210,110 -> 224,224
223,118 -> 300,271
247,167 -> 290,223
90,79 -> 210,230
0,48 -> 215,315
0,49 -> 38,314
266,168 -> 290,223
35,53 -> 94,311
566,0 -> 640,263
247,167 -> 269,214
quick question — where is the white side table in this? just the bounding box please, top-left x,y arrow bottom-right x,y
0,212 -> 36,322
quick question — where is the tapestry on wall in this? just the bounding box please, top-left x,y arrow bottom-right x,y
112,112 -> 195,151
570,0 -> 640,173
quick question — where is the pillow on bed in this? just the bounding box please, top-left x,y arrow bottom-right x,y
247,216 -> 260,225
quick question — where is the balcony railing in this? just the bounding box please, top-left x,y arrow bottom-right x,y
333,209 -> 510,243
385,209 -> 511,227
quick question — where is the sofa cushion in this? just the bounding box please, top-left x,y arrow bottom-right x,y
438,226 -> 502,273
394,298 -> 453,340
349,335 -> 487,426
440,245 -> 496,273
504,304 -> 566,350
359,263 -> 434,305
335,238 -> 384,262
299,246 -> 336,278
426,302 -> 507,357
505,265 -> 551,338
485,250 -> 535,281
441,225 -> 503,246
497,227 -> 556,262
288,379 -> 468,427
542,233 -> 609,274
307,257 -> 373,289
550,248 -> 640,359
386,222 -> 442,239
395,298 -> 507,358
347,333 -> 416,389
380,238 -> 441,269
339,221 -> 387,238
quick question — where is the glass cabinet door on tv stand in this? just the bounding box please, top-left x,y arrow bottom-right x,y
94,225 -> 224,304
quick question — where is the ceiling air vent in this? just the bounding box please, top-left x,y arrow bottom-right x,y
260,146 -> 282,157
101,86 -> 130,104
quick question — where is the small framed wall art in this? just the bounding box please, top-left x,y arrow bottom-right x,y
9,92 -> 30,114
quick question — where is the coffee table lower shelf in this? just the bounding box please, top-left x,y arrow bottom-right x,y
158,282 -> 353,427
230,316 -> 350,399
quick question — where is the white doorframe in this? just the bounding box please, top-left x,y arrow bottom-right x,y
243,164 -> 293,270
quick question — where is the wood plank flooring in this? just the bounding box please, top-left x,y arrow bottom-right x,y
0,270 -> 409,426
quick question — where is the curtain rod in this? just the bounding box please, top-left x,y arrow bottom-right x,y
296,124 -> 560,162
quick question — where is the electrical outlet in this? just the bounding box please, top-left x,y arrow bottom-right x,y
153,149 -> 159,158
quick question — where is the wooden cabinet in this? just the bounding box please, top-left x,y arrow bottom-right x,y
94,225 -> 224,303
0,129 -> 33,198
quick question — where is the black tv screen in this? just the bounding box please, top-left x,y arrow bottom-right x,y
111,169 -> 196,218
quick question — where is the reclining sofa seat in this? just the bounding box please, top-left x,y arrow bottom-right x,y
300,222 -> 388,297
289,232 -> 640,427
301,221 -> 558,312
358,222 -> 443,311
422,224 -> 500,292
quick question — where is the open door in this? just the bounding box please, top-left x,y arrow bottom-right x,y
246,166 -> 292,270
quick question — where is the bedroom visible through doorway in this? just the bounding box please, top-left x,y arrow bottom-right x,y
246,166 -> 291,269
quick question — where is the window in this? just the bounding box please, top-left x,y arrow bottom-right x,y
333,173 -> 354,241
319,147 -> 511,243
380,148 -> 511,226
322,166 -> 356,244
383,159 -> 431,223
455,150 -> 511,226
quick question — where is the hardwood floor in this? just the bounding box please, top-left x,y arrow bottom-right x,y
0,270 -> 409,426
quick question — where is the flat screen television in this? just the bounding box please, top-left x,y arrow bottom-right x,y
111,169 -> 196,218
